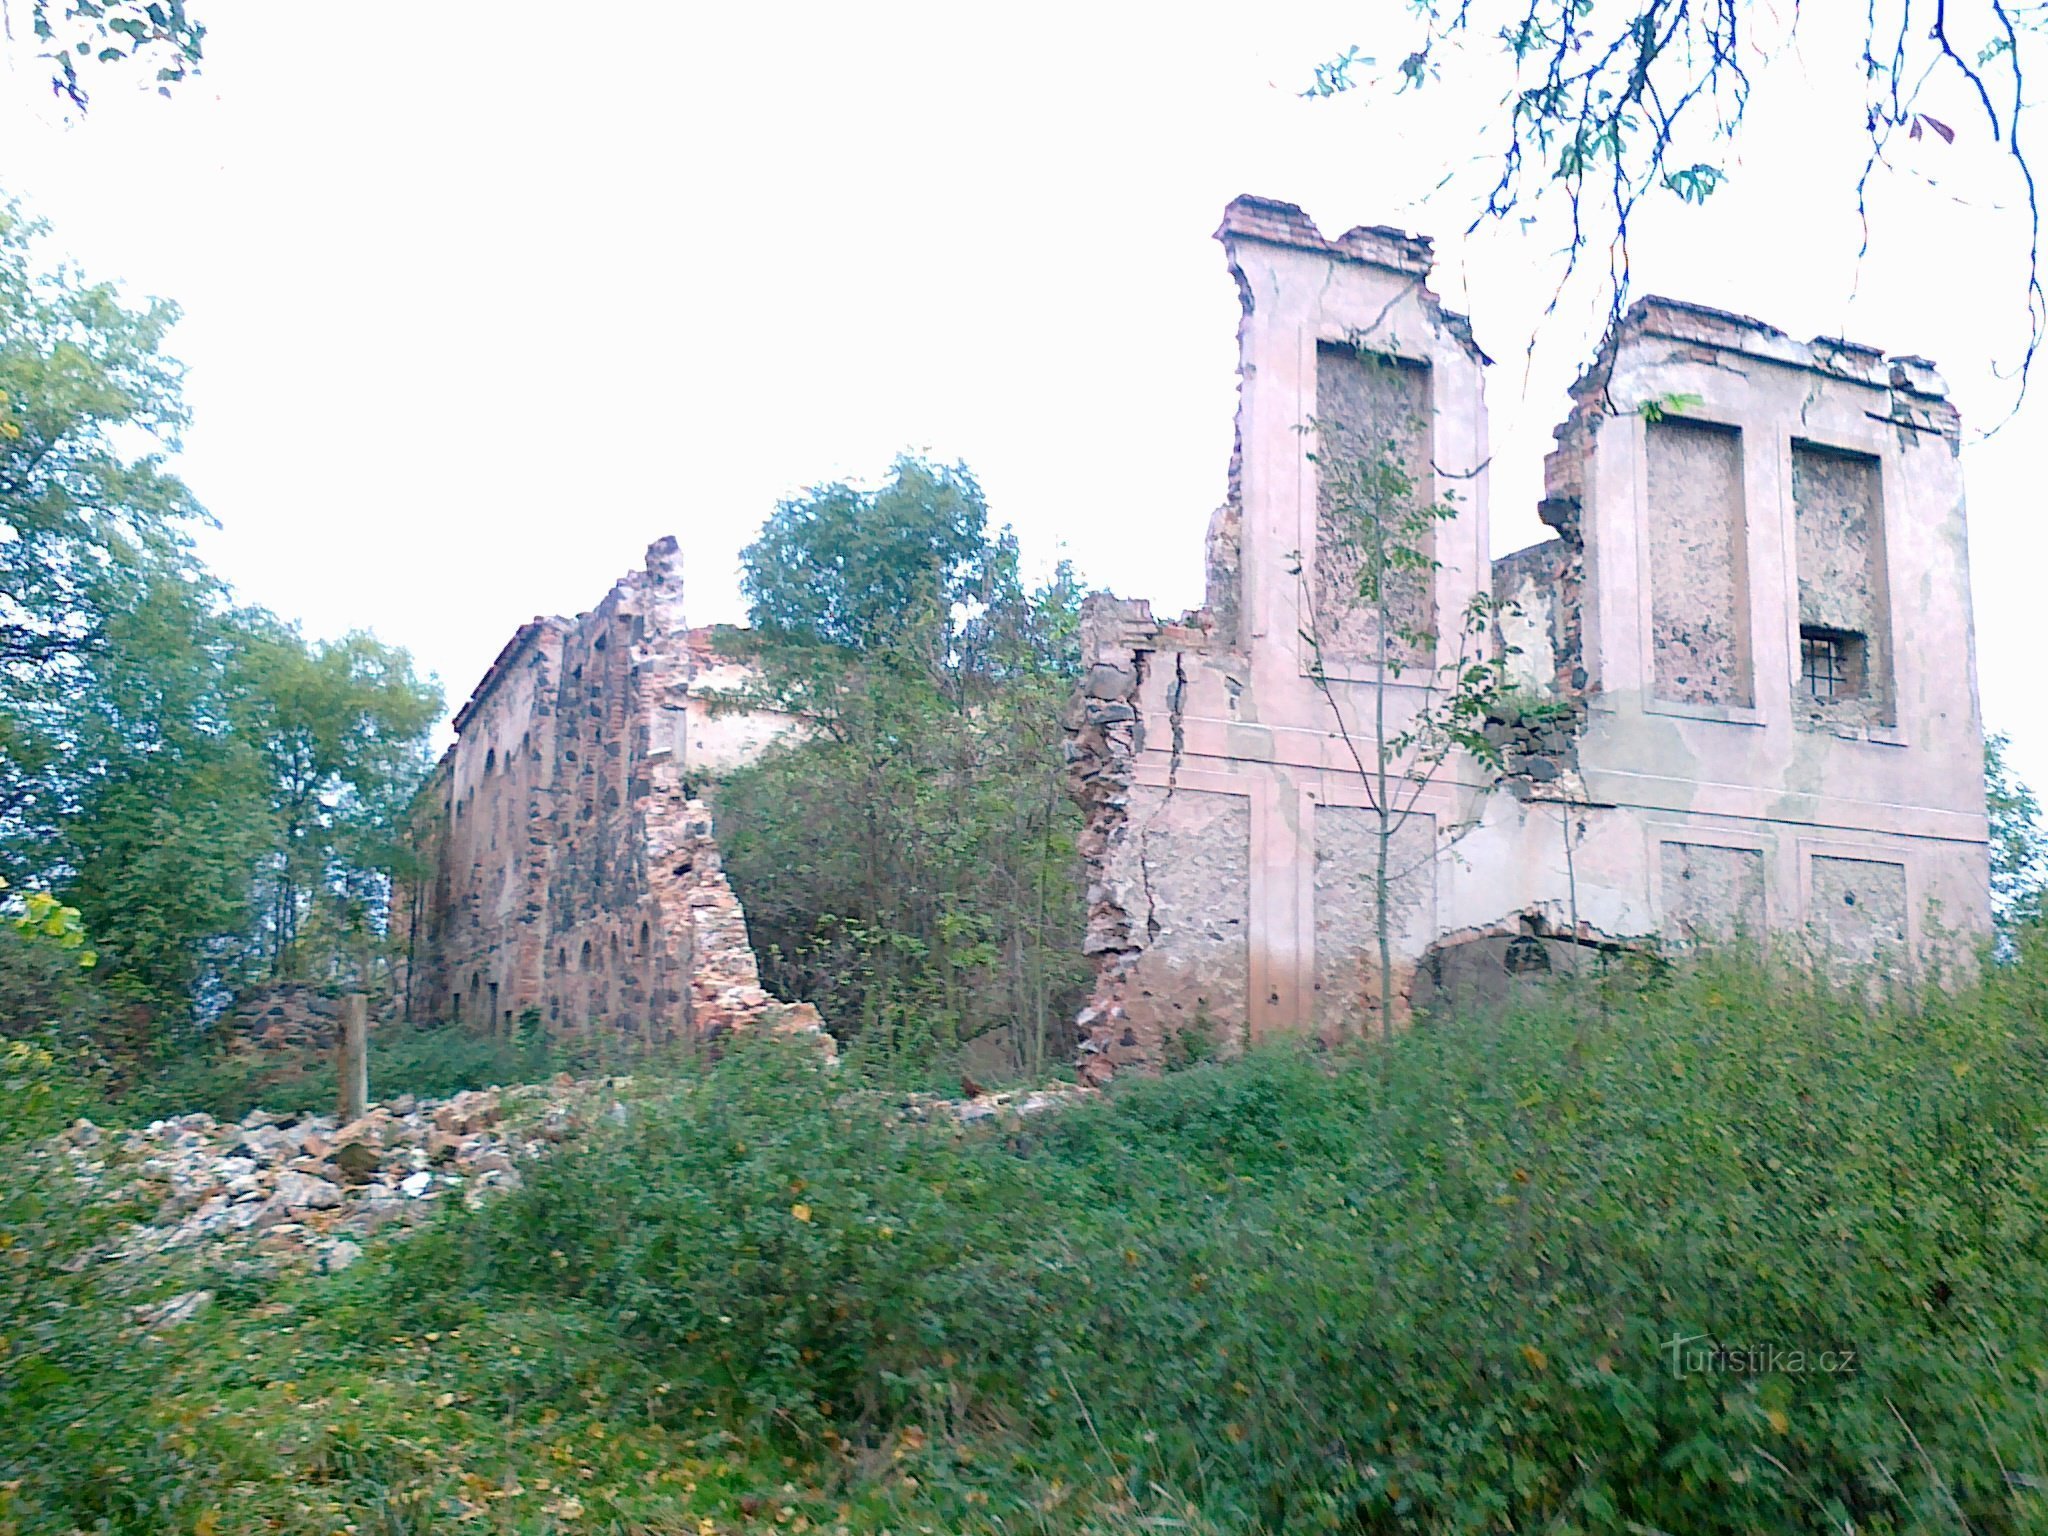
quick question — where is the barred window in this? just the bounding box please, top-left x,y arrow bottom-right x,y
1800,626 -> 1864,702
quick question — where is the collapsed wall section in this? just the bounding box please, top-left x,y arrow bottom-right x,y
399,540 -> 822,1051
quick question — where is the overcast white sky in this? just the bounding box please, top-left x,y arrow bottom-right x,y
2,2 -> 2042,793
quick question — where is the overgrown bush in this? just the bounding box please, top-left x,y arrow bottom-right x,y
714,456 -> 1091,1084
0,925 -> 127,1049
0,1041 -> 175,1528
388,947 -> 2048,1532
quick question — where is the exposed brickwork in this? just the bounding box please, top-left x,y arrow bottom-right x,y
397,541 -> 820,1053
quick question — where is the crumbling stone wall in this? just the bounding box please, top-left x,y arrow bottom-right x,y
1063,196 -> 1498,1076
400,541 -> 820,1051
223,984 -> 382,1052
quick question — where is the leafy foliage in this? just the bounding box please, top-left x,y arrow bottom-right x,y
1308,3 -> 2048,399
23,0 -> 205,112
0,191 -> 200,853
226,619 -> 441,983
717,456 -> 1090,1082
738,455 -> 1007,659
388,947 -> 2048,1532
1989,730 -> 2047,939
0,192 -> 440,1039
112,1021 -> 543,1125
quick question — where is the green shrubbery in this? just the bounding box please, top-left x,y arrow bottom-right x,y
382,943 -> 2048,1532
7,944 -> 2048,1532
714,456 -> 1092,1083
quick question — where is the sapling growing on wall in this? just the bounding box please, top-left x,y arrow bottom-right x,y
1290,346 -> 1516,1035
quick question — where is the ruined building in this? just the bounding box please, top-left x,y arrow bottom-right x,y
398,540 -> 816,1047
1064,196 -> 1991,1079
398,195 -> 1991,1073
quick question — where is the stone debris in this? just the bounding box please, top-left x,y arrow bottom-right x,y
61,1078 -> 624,1273
221,982 -> 394,1053
897,1081 -> 1096,1126
56,1069 -> 1094,1277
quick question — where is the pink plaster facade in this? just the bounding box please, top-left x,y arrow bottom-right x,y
1065,196 -> 1992,1079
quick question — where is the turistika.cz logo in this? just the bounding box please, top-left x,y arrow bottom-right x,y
1661,1334 -> 1860,1377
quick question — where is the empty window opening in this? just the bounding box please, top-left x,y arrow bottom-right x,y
488,980 -> 499,1028
484,747 -> 496,775
1800,626 -> 1866,703
580,939 -> 592,969
452,990 -> 462,1022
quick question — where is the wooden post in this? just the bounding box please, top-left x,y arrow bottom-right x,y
338,994 -> 369,1123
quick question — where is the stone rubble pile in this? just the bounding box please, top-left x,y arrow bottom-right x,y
56,1070 -> 1095,1279
902,1081 -> 1096,1125
61,1076 -> 624,1274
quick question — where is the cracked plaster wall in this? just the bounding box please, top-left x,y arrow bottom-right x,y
1313,345 -> 1435,666
1660,842 -> 1767,944
1808,857 -> 1910,978
1312,808 -> 1435,1040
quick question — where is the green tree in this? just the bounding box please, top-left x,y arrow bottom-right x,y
0,188 -> 440,1039
0,193 -> 198,670
1988,730 -> 2046,941
0,190 -> 204,875
1293,349 -> 1515,1035
739,455 -> 1005,660
229,622 -> 441,984
56,572 -> 274,1012
55,594 -> 440,1023
716,457 -> 1089,1080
